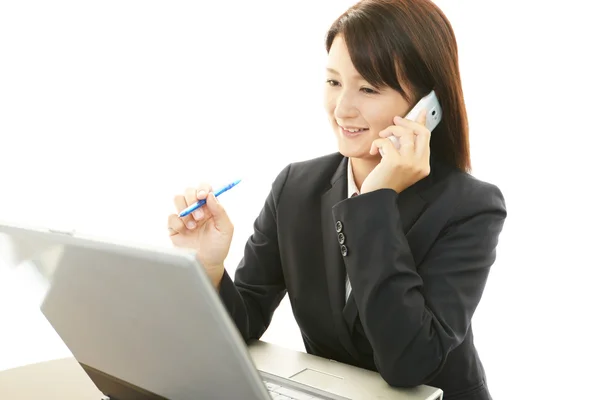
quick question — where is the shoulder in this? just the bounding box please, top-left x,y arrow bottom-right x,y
270,152 -> 344,197
287,152 -> 344,182
427,160 -> 507,224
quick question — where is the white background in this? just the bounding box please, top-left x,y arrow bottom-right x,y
1,1 -> 599,399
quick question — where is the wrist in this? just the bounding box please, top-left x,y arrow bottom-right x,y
212,266 -> 225,290
194,253 -> 225,289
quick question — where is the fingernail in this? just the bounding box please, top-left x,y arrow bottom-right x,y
192,210 -> 203,220
186,221 -> 196,229
197,190 -> 206,199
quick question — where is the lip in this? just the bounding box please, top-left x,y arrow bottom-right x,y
339,126 -> 369,138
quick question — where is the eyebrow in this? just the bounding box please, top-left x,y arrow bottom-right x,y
326,67 -> 363,80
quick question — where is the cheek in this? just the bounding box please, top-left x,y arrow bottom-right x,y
362,103 -> 401,133
362,111 -> 387,134
323,93 -> 336,116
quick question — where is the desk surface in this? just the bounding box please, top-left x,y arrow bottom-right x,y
0,341 -> 441,400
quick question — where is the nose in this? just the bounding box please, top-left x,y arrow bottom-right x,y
333,90 -> 359,121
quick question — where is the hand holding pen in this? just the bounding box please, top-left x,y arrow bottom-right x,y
167,180 -> 241,288
178,180 -> 241,218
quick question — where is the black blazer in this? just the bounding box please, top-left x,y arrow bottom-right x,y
219,152 -> 507,400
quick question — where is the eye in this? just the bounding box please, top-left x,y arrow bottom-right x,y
326,79 -> 340,87
361,87 -> 379,95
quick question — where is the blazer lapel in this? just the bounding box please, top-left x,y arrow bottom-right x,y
321,155 -> 434,358
341,172 -> 430,337
320,157 -> 361,359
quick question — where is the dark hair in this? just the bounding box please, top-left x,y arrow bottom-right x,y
326,0 -> 471,173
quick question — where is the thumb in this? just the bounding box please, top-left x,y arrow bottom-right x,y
205,193 -> 232,232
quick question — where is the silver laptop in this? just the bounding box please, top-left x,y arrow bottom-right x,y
0,221 -> 443,400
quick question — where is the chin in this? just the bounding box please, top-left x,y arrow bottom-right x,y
337,143 -> 374,159
335,139 -> 374,160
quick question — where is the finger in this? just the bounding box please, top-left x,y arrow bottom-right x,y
370,137 -> 400,159
412,111 -> 432,157
397,132 -> 416,158
196,183 -> 213,199
174,193 -> 197,230
393,115 -> 430,136
379,125 -> 415,155
183,187 -> 207,222
393,115 -> 430,157
416,109 -> 427,126
184,187 -> 199,210
173,194 -> 187,213
414,126 -> 431,158
167,213 -> 186,236
379,124 -> 413,139
378,128 -> 393,138
205,193 -> 233,234
192,183 -> 213,220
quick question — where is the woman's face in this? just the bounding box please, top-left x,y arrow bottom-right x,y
324,35 -> 413,159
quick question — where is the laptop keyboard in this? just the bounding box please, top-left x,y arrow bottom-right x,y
264,380 -> 327,400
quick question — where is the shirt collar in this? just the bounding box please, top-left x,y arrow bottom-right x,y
347,158 -> 359,197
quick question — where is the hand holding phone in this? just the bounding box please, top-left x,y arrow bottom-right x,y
380,90 -> 442,156
364,93 -> 436,194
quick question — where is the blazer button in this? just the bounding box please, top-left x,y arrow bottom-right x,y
338,232 -> 345,245
340,244 -> 348,256
335,221 -> 343,233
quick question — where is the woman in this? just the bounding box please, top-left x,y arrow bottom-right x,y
167,0 -> 506,398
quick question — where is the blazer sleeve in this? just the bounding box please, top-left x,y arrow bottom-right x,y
217,164 -> 290,342
330,182 -> 507,387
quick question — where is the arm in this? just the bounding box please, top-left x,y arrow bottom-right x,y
331,183 -> 507,387
218,165 -> 290,342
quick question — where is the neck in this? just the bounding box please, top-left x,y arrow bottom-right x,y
350,156 -> 380,192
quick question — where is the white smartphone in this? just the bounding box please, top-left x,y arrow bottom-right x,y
380,89 -> 442,156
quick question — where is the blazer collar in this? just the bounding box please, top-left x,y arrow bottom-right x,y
328,154 -> 348,186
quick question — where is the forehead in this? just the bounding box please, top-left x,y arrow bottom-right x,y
327,35 -> 350,62
326,36 -> 361,76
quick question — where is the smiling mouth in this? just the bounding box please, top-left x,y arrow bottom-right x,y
339,126 -> 369,136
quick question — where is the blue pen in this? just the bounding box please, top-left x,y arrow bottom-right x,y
178,179 -> 241,218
